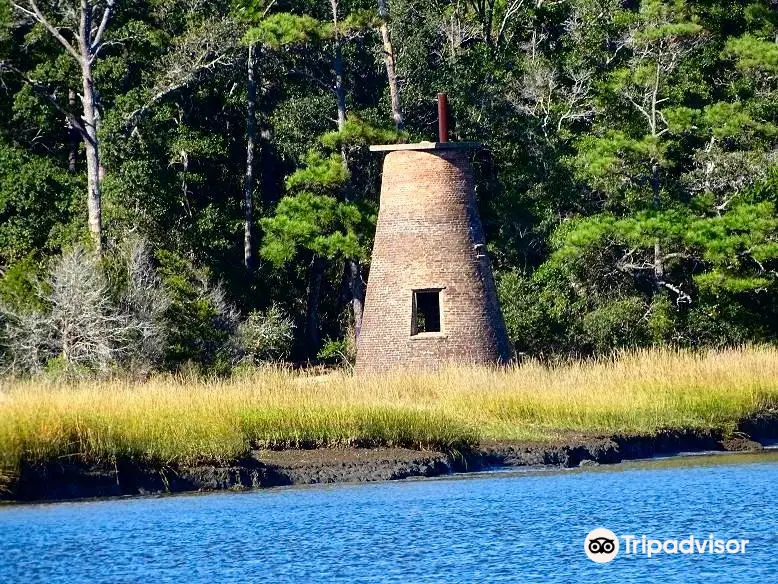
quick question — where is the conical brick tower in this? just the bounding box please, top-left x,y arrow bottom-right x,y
356,95 -> 511,373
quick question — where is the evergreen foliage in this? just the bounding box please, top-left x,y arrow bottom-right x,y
0,0 -> 776,373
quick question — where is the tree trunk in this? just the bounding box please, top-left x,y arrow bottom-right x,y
243,44 -> 258,271
81,62 -> 102,253
651,161 -> 664,286
654,241 -> 665,283
68,89 -> 78,172
344,258 -> 364,338
332,24 -> 347,129
76,2 -> 103,254
305,255 -> 326,358
330,0 -> 366,342
377,0 -> 403,130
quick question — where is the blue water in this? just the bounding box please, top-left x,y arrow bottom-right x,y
1,452 -> 777,583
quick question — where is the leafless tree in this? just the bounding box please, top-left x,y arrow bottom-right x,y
513,58 -> 596,138
49,245 -> 134,372
1,240 -> 172,377
617,10 -> 704,290
10,0 -> 119,253
119,238 -> 171,373
243,42 -> 259,271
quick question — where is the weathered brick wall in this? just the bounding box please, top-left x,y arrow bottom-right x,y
356,148 -> 512,373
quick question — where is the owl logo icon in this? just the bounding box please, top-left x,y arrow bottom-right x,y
585,528 -> 620,563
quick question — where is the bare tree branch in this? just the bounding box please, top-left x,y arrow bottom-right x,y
124,17 -> 239,130
260,0 -> 277,20
660,281 -> 692,304
495,0 -> 525,48
18,0 -> 81,60
91,0 -> 115,52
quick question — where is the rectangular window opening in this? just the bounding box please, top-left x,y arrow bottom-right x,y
412,289 -> 442,335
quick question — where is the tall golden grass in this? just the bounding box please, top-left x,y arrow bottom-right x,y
1,346 -> 777,485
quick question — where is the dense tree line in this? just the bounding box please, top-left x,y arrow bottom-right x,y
0,0 -> 776,374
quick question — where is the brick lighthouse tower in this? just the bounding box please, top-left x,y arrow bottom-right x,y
355,95 -> 511,373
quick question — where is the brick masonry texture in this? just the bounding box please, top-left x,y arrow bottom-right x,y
356,149 -> 512,373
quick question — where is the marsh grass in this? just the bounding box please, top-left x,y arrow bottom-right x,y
2,346 -> 778,487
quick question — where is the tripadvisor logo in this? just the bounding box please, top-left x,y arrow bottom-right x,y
584,528 -> 750,563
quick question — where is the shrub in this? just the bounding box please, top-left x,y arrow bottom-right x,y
0,254 -> 47,313
156,250 -> 240,372
317,337 -> 354,367
0,304 -> 55,375
582,297 -> 649,353
237,305 -> 295,364
117,239 -> 172,374
497,269 -> 577,357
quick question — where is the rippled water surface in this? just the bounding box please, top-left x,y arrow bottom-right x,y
2,452 -> 777,583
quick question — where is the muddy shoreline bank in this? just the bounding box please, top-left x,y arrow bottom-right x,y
5,412 -> 778,503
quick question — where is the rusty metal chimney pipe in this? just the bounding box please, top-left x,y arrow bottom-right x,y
437,93 -> 449,143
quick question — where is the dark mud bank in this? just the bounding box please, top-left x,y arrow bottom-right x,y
6,412 -> 778,502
